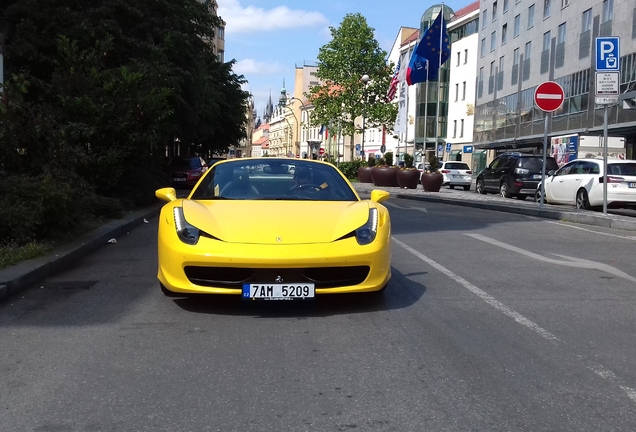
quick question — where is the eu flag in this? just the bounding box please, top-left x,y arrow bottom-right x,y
406,11 -> 451,85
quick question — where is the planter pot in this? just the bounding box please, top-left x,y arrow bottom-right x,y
421,172 -> 444,192
371,166 -> 399,187
396,169 -> 420,189
357,166 -> 374,183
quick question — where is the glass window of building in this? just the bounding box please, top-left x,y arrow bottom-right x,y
525,41 -> 532,59
561,0 -> 569,8
502,23 -> 508,45
602,0 -> 613,23
464,49 -> 468,64
557,22 -> 566,44
528,4 -> 535,28
513,48 -> 520,65
460,119 -> 464,138
483,9 -> 488,28
453,120 -> 457,138
491,31 -> 497,52
544,0 -> 551,19
493,1 -> 498,22
462,82 -> 466,100
503,0 -> 509,13
582,9 -> 592,32
481,38 -> 486,57
543,31 -> 551,51
455,83 -> 459,101
514,14 -> 521,37
457,51 -> 461,66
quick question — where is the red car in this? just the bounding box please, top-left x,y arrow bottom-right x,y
166,156 -> 208,188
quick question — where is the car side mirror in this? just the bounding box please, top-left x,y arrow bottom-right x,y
547,170 -> 554,176
370,189 -> 390,203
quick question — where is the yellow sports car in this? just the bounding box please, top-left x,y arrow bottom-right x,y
155,158 -> 391,300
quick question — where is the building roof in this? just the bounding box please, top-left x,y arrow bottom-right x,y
253,136 -> 269,146
451,1 -> 480,21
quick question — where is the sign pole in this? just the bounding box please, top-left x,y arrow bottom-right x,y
541,115 -> 548,208
603,105 -> 608,214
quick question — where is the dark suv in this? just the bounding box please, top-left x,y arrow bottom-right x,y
475,153 -> 559,200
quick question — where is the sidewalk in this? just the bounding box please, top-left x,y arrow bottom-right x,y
353,182 -> 636,232
0,204 -> 162,303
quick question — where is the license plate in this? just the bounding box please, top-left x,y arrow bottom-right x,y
242,283 -> 315,300
173,178 -> 187,182
532,174 -> 543,179
453,174 -> 461,178
629,183 -> 636,188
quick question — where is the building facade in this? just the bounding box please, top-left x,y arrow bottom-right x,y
474,0 -> 636,161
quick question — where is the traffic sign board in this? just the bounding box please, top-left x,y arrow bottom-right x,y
596,37 -> 620,71
380,144 -> 386,153
534,81 -> 564,112
445,142 -> 452,152
319,147 -> 325,155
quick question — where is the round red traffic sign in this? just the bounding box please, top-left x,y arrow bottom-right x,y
534,81 -> 564,112
319,147 -> 325,155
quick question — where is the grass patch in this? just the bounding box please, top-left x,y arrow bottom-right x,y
0,242 -> 53,270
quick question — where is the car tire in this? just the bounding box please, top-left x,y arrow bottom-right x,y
160,283 -> 181,297
449,185 -> 455,189
500,181 -> 512,198
534,188 -> 543,203
576,189 -> 591,210
476,179 -> 486,194
463,185 -> 471,191
516,195 -> 527,200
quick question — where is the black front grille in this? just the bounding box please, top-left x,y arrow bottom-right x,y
184,266 -> 370,289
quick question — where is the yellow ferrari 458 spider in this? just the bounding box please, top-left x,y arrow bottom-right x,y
155,158 -> 391,300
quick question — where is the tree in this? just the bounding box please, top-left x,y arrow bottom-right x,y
308,13 -> 397,160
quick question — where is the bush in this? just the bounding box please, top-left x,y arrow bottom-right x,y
428,154 -> 441,172
404,153 -> 414,168
384,151 -> 394,166
377,157 -> 386,166
331,159 -> 366,179
367,157 -> 376,167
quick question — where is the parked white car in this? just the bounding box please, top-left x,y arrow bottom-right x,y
541,158 -> 636,209
439,161 -> 473,190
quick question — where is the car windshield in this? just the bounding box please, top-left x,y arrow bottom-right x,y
445,163 -> 470,170
190,159 -> 359,201
607,163 -> 636,176
167,157 -> 201,168
520,157 -> 558,171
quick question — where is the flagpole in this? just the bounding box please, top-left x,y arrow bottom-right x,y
424,60 -> 429,165
434,7 -> 443,164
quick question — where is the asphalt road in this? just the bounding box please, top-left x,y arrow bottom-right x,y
1,197 -> 636,431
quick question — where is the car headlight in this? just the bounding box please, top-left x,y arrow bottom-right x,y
355,208 -> 378,245
173,207 -> 200,245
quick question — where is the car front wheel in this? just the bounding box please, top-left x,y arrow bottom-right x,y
476,179 -> 486,194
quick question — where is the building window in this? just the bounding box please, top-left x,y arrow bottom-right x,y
544,0 -> 551,19
462,81 -> 467,100
460,119 -> 464,138
464,49 -> 468,64
457,51 -> 461,66
483,9 -> 488,28
602,0 -> 613,23
481,38 -> 486,57
514,14 -> 521,37
513,48 -> 520,66
455,83 -> 459,101
528,4 -> 535,29
557,23 -> 566,44
502,23 -> 508,45
453,120 -> 457,138
493,1 -> 498,22
582,8 -> 592,32
503,0 -> 509,13
491,31 -> 497,52
543,31 -> 551,51
217,27 -> 225,39
561,0 -> 569,8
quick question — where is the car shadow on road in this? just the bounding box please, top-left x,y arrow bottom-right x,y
171,267 -> 427,317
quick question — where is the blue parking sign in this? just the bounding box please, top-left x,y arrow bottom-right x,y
445,143 -> 452,152
596,37 -> 620,71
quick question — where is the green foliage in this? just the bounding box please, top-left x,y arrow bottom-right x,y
367,156 -> 376,167
384,151 -> 393,166
308,13 -> 398,159
0,241 -> 53,270
428,154 -> 441,172
404,153 -> 414,168
377,157 -> 386,166
331,159 -> 366,179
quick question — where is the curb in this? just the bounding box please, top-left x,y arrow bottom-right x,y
0,204 -> 162,303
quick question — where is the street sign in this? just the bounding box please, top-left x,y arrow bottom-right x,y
380,144 -> 386,153
534,81 -> 564,112
463,145 -> 474,153
596,37 -> 620,71
445,142 -> 452,152
319,147 -> 325,155
595,71 -> 619,105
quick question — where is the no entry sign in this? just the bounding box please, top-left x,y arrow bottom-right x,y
534,81 -> 564,112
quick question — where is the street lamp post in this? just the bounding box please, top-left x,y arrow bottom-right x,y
361,74 -> 369,160
286,96 -> 302,157
0,17 -> 13,95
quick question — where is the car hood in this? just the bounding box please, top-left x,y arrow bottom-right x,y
182,199 -> 371,244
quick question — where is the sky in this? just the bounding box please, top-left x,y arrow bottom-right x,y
218,0 -> 470,121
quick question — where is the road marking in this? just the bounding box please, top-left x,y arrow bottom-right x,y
465,233 -> 636,283
385,202 -> 427,213
546,221 -> 636,241
392,237 -> 559,341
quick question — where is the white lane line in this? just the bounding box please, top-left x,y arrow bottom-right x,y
465,233 -> 636,283
384,202 -> 428,212
392,237 -> 559,341
546,220 -> 636,241
589,364 -> 636,403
